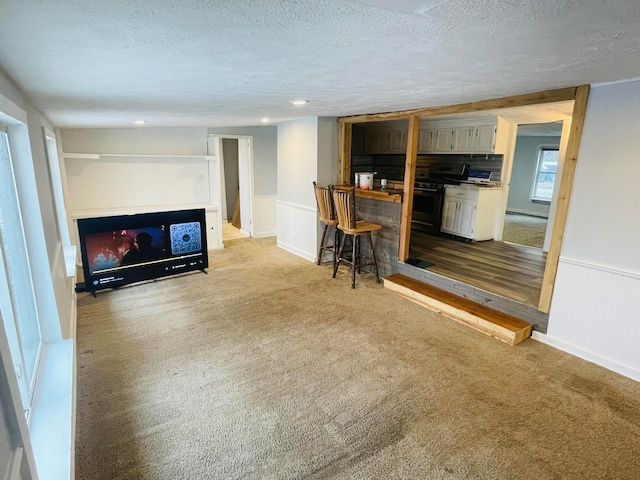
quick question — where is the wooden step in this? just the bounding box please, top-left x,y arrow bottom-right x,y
384,273 -> 532,345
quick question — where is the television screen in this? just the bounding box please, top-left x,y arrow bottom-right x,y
77,209 -> 208,293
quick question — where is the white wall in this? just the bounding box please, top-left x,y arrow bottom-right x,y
65,155 -> 212,211
61,127 -> 209,155
277,118 -> 319,260
507,135 -> 561,218
276,117 -> 338,260
544,78 -> 640,381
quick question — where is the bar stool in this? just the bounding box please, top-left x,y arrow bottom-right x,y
313,181 -> 339,269
331,186 -> 381,288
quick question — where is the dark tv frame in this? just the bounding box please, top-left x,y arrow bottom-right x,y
77,208 -> 208,295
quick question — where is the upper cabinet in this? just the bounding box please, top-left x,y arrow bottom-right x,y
418,119 -> 499,154
473,125 -> 497,152
365,130 -> 407,154
418,128 -> 435,152
362,117 -> 509,155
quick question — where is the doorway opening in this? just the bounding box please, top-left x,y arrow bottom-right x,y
502,122 -> 563,251
208,135 -> 254,243
404,103 -> 573,316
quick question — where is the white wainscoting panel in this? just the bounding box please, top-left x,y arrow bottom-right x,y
544,257 -> 640,381
276,200 -> 317,262
253,195 -> 277,238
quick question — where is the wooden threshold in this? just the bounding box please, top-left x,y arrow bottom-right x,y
384,273 -> 532,345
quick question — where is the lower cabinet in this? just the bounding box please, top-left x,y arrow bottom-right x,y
441,185 -> 502,240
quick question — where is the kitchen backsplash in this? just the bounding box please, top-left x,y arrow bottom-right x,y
352,153 -> 504,184
418,154 -> 504,182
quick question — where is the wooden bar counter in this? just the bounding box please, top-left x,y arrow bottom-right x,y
331,184 -> 403,276
355,187 -> 403,203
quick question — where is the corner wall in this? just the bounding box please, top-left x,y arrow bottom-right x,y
276,118 -> 319,260
544,78 -> 640,381
276,117 -> 338,261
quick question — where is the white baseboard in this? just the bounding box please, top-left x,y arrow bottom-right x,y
505,208 -> 549,219
531,331 -> 640,382
277,240 -> 316,263
255,230 -> 276,238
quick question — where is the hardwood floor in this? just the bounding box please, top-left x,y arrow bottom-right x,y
409,231 -> 547,307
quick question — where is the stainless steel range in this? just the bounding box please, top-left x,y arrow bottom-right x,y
411,163 -> 469,234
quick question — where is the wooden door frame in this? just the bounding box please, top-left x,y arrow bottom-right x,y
337,85 -> 590,313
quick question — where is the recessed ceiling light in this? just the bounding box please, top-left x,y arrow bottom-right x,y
134,119 -> 145,125
261,117 -> 270,123
291,100 -> 308,106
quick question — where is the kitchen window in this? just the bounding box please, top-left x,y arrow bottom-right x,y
532,147 -> 559,202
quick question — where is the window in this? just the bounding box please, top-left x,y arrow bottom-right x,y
0,128 -> 44,414
532,148 -> 559,202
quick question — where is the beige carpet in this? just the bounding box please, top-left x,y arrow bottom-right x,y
502,213 -> 547,249
76,237 -> 640,479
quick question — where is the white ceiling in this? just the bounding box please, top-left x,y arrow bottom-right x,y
0,0 -> 638,128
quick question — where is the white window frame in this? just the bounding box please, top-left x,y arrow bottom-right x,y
43,127 -> 71,248
531,146 -> 559,203
0,127 -> 44,415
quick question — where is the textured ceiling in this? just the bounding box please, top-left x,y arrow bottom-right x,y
0,0 -> 638,128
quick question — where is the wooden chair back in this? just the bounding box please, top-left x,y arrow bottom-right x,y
313,181 -> 336,224
332,187 -> 357,230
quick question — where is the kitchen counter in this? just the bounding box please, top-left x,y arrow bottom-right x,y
355,188 -> 403,203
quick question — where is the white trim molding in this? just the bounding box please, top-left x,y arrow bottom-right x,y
532,332 -> 640,383
559,256 -> 640,280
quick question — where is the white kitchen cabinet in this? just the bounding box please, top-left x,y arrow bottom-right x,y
418,118 -> 502,154
434,128 -> 453,152
388,131 -> 407,152
472,125 -> 496,152
452,126 -> 474,153
441,196 -> 476,237
365,131 -> 406,153
366,117 -> 507,155
441,185 -> 502,240
365,132 -> 385,153
418,128 -> 435,153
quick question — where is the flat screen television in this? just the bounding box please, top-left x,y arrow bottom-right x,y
77,208 -> 208,294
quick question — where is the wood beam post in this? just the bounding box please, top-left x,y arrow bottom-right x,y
398,116 -> 420,262
538,85 -> 590,312
338,122 -> 352,184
